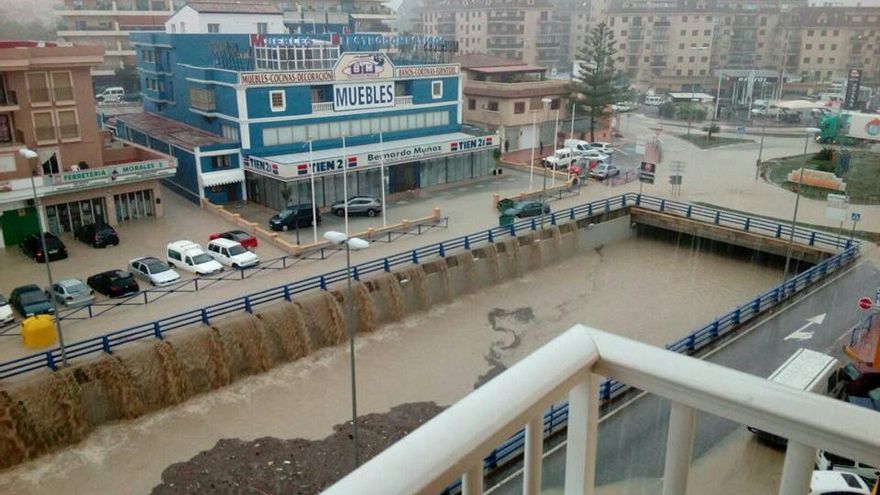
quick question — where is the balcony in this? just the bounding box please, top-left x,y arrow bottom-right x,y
58,124 -> 80,140
488,13 -> 526,22
35,126 -> 56,142
53,86 -> 75,102
487,40 -> 524,49
0,90 -> 18,111
325,325 -> 880,495
29,88 -> 51,104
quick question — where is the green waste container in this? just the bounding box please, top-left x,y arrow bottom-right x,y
499,214 -> 515,228
497,198 -> 515,212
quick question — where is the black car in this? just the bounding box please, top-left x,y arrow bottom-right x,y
502,200 -> 551,218
87,270 -> 140,298
269,203 -> 321,232
19,232 -> 68,262
75,222 -> 119,248
9,285 -> 54,317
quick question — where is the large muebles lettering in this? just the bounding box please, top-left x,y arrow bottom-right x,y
333,82 -> 395,111
240,71 -> 333,86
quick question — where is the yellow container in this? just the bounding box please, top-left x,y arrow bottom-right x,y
21,314 -> 57,349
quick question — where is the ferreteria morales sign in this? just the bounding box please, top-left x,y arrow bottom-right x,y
240,71 -> 333,86
55,159 -> 174,185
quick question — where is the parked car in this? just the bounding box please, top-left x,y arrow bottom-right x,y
810,471 -> 871,495
74,222 -> 119,248
128,256 -> 182,287
9,285 -> 54,317
503,200 -> 550,219
206,238 -> 260,269
95,86 -> 124,103
268,203 -> 320,231
816,449 -> 879,486
579,149 -> 610,161
589,142 -> 615,154
331,196 -> 383,217
166,240 -> 224,275
209,230 -> 259,250
87,270 -> 140,298
562,139 -> 595,155
46,278 -> 95,308
590,163 -> 621,180
0,294 -> 14,326
19,232 -> 68,262
611,103 -> 632,112
543,149 -> 580,170
840,362 -> 880,398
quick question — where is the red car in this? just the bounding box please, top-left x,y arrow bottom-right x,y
209,230 -> 259,250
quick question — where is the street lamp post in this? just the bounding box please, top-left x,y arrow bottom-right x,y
781,128 -> 820,284
323,230 -> 370,468
540,97 -> 552,229
19,147 -> 68,368
529,110 -> 537,192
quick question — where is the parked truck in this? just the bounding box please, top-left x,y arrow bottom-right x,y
816,112 -> 880,145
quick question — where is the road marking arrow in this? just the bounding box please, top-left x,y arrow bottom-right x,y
783,313 -> 826,341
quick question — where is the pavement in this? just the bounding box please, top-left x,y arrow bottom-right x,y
489,257 -> 880,495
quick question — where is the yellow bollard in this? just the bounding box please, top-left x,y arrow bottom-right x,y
21,314 -> 57,349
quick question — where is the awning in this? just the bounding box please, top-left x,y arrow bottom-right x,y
202,168 -> 245,187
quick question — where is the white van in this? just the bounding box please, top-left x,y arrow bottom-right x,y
95,87 -> 124,102
563,139 -> 593,154
645,95 -> 667,106
166,240 -> 224,275
816,450 -> 879,486
206,238 -> 260,269
748,349 -> 844,444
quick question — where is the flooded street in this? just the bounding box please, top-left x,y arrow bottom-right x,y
0,234 -> 783,494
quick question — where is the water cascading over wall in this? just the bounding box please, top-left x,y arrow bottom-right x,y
0,214 -> 634,469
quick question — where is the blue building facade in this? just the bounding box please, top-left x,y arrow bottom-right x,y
120,32 -> 497,209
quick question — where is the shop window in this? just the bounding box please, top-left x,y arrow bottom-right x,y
514,102 -> 525,114
32,111 -> 55,143
56,109 -> 79,140
270,90 -> 286,112
487,101 -> 499,111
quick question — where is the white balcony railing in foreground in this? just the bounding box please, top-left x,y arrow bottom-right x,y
325,325 -> 880,495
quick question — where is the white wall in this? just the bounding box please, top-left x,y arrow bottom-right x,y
165,6 -> 287,34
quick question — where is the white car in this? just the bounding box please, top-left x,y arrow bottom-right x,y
589,142 -> 615,154
129,256 -> 182,287
166,240 -> 224,276
816,450 -> 879,486
543,149 -> 578,170
611,103 -> 632,112
810,470 -> 871,494
579,149 -> 609,161
206,238 -> 260,269
0,293 -> 13,326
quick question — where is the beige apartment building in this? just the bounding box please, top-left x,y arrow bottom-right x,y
412,0 -> 568,69
784,6 -> 880,85
455,54 -> 569,151
0,42 -> 174,249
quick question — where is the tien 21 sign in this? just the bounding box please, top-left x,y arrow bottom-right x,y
333,82 -> 395,112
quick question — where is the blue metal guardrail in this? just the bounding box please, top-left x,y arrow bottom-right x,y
0,193 -> 856,381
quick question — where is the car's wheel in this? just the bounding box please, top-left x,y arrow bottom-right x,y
366,209 -> 377,217
232,263 -> 240,270
282,225 -> 289,232
334,209 -> 344,217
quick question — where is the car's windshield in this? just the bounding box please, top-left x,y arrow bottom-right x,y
65,283 -> 87,294
146,261 -> 170,274
278,209 -> 294,218
230,232 -> 248,241
20,291 -> 45,304
192,253 -> 213,264
228,245 -> 247,256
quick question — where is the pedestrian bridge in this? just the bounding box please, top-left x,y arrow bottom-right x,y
325,325 -> 880,495
630,207 -> 836,265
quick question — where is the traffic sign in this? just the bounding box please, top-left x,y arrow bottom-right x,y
851,212 -> 861,222
858,297 -> 873,310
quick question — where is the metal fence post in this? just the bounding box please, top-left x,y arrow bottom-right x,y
686,334 -> 696,352
660,199 -> 666,212
509,223 -> 516,237
153,321 -> 163,339
686,205 -> 692,218
383,258 -> 391,272
605,199 -> 610,213
283,286 -> 291,302
439,242 -> 446,257
244,296 -> 252,313
714,211 -> 720,224
320,275 -> 327,290
194,278 -> 199,291
531,218 -> 537,231
201,308 -> 209,325
412,250 -> 419,264
635,194 -> 641,207
744,218 -> 750,231
776,224 -> 783,238
809,232 -> 816,246
464,236 -> 471,250
102,336 -> 112,354
551,213 -> 557,225
569,207 -> 575,220
353,266 -> 360,281
45,351 -> 56,371
488,230 -> 495,243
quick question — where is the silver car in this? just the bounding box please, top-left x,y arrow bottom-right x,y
330,196 -> 383,217
47,278 -> 95,308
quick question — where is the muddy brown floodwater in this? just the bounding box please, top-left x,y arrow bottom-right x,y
0,234 -> 783,494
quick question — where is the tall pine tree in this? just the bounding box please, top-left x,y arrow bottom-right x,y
571,22 -> 625,142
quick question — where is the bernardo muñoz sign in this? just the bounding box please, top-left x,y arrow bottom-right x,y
333,82 -> 395,112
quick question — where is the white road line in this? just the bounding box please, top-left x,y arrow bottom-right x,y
485,259 -> 864,494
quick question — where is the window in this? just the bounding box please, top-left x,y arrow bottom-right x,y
805,44 -> 812,50
26,72 -> 50,103
190,88 -> 215,111
704,30 -> 711,36
270,90 -> 285,112
819,44 -> 825,50
817,57 -> 823,63
807,29 -> 814,36
51,71 -> 74,101
550,98 -> 560,110
257,22 -> 268,34
179,21 -> 185,33
487,101 -> 499,111
803,57 -> 811,63
431,81 -> 443,99
514,102 -> 525,114
213,155 -> 232,169
207,23 -> 220,33
56,109 -> 79,140
831,44 -> 837,50
32,111 -> 55,142
468,98 -> 476,110
221,124 -> 239,142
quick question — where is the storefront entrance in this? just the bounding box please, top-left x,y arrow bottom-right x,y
45,198 -> 106,235
114,189 -> 154,222
389,161 -> 419,193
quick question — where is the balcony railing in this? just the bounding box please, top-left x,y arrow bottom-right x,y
325,325 -> 880,495
35,126 -> 56,142
53,87 -> 74,101
29,88 -> 51,103
59,124 -> 80,140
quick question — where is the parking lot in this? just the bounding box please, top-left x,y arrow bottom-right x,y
0,166 -> 638,363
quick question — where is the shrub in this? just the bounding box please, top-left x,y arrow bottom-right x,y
658,102 -> 676,119
814,147 -> 833,161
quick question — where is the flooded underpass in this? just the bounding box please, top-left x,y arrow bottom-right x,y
0,217 -> 791,494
